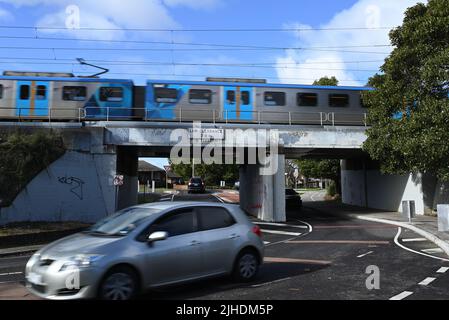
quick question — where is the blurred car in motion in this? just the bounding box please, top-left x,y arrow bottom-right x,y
285,189 -> 303,209
188,177 -> 206,193
25,202 -> 264,300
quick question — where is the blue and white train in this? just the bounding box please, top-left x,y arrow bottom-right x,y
0,72 -> 373,125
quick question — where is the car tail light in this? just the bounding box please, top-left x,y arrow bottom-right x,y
252,225 -> 262,237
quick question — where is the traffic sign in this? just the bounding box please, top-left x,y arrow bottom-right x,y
113,175 -> 124,186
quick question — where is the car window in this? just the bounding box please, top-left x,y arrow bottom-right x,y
286,189 -> 298,195
143,209 -> 197,239
198,207 -> 236,231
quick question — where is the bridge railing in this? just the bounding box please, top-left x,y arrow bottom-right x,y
0,107 -> 369,126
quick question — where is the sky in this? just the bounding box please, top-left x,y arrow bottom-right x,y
0,0 -> 423,168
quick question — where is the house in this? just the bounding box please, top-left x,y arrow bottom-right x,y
138,161 -> 184,188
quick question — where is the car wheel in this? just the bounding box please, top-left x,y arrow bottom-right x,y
99,266 -> 138,300
233,250 -> 259,282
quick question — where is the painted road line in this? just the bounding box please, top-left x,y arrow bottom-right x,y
264,257 -> 332,265
286,240 -> 390,245
255,222 -> 308,229
389,291 -> 414,301
437,267 -> 449,273
421,248 -> 444,254
263,241 -> 271,245
0,272 -> 23,277
394,228 -> 449,262
295,219 -> 313,233
251,277 -> 291,288
418,277 -> 436,286
261,230 -> 302,237
212,194 -> 225,203
402,238 -> 428,243
314,225 -> 396,230
357,251 -> 374,258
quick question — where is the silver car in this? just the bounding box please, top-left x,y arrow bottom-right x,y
25,202 -> 264,300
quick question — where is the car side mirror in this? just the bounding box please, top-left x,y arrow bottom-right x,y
148,231 -> 168,243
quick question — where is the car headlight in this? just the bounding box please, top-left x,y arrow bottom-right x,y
59,254 -> 104,272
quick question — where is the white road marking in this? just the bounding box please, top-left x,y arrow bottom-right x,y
389,291 -> 414,300
0,272 -> 23,277
261,230 -> 302,237
437,267 -> 449,273
171,194 -> 175,202
402,238 -> 428,243
418,277 -> 436,286
295,219 -> 313,233
255,222 -> 308,229
357,251 -> 374,258
212,194 -> 225,203
421,248 -> 444,254
263,241 -> 271,245
394,227 -> 449,262
250,277 -> 291,288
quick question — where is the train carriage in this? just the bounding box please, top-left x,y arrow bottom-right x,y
145,78 -> 373,126
0,72 -> 134,121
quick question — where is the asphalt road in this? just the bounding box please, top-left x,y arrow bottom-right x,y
1,190 -> 449,300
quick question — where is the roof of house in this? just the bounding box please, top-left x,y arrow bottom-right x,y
138,161 -> 164,173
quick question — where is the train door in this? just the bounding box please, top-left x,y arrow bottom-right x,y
224,86 -> 253,121
16,81 -> 49,117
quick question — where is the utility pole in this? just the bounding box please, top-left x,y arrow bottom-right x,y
192,158 -> 195,177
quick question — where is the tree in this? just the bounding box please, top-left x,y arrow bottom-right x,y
170,160 -> 239,187
363,0 -> 449,180
313,76 -> 339,86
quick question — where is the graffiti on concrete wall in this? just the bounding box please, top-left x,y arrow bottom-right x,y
58,176 -> 85,200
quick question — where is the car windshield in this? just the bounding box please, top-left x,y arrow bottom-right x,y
86,207 -> 161,236
191,178 -> 203,183
286,189 -> 298,195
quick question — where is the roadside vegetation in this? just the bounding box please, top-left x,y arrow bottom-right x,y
0,130 -> 66,207
363,0 -> 449,181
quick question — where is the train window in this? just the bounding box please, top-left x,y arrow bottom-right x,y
241,91 -> 250,105
360,95 -> 369,108
264,92 -> 285,106
329,94 -> 350,107
100,87 -> 124,102
226,91 -> 250,105
20,85 -> 30,100
0,85 -> 3,99
154,88 -> 178,103
189,89 -> 212,104
36,85 -> 47,100
297,93 -> 318,107
63,86 -> 87,101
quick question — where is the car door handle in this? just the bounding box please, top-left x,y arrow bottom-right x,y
190,240 -> 201,246
229,234 -> 240,239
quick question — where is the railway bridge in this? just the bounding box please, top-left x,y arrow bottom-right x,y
0,121 -> 444,225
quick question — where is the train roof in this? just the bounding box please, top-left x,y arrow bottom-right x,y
0,75 -> 134,84
147,79 -> 374,91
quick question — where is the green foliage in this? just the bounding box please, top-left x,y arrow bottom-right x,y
169,161 -> 239,187
363,0 -> 449,180
326,181 -> 337,197
0,130 -> 66,207
295,159 -> 340,181
313,76 -> 339,86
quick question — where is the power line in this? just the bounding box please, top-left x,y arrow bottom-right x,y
0,56 -> 386,66
0,60 -> 379,72
0,35 -> 393,50
72,71 -> 369,83
0,46 -> 391,54
0,25 -> 395,32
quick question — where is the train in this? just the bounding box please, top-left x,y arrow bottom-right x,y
0,72 -> 373,126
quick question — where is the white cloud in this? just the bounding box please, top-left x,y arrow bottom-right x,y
276,0 -> 423,85
0,7 -> 12,20
163,0 -> 222,10
0,0 -> 221,40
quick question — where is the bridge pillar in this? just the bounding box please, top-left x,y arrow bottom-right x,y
116,147 -> 139,211
239,154 -> 286,222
